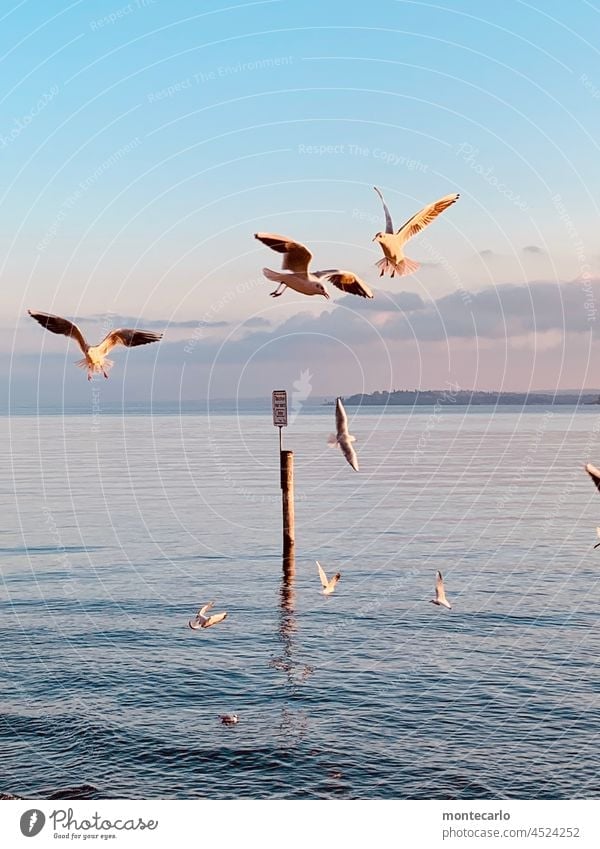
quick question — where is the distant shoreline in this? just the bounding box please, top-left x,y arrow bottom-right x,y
325,390 -> 600,406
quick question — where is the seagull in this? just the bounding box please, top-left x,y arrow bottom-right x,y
254,233 -> 373,299
28,311 -> 162,380
219,713 -> 239,725
327,396 -> 359,471
584,465 -> 600,545
372,188 -> 460,277
188,601 -> 228,630
317,561 -> 341,596
430,570 -> 452,610
585,463 -> 600,493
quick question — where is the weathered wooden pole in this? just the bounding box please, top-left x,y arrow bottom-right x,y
281,449 -> 295,558
272,390 -> 295,564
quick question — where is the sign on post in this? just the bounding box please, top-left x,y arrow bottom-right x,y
272,390 -> 288,427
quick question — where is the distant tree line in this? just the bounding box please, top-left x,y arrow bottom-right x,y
326,390 -> 600,406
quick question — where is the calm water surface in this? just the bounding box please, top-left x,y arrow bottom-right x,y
1,406 -> 599,799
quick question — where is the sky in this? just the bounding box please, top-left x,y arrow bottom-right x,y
1,0 -> 600,405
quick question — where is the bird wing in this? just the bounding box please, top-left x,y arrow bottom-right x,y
396,193 -> 459,245
205,612 -> 227,627
316,561 -> 329,590
585,463 -> 600,494
435,570 -> 448,603
28,310 -> 88,354
254,233 -> 313,273
315,270 -> 374,299
340,438 -> 359,471
335,397 -> 349,435
374,186 -> 394,233
199,601 -> 215,618
95,328 -> 163,356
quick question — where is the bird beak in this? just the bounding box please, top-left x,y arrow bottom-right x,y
372,236 -> 377,242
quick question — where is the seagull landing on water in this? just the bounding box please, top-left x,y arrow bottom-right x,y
430,571 -> 452,610
254,233 -> 373,300
328,397 -> 359,471
317,561 -> 341,596
28,311 -> 162,380
372,187 -> 459,278
188,601 -> 228,630
220,713 -> 239,725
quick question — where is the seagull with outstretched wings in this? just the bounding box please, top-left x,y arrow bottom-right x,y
254,233 -> 373,300
328,396 -> 359,471
316,561 -> 341,596
28,310 -> 162,380
430,571 -> 452,610
372,187 -> 459,277
188,601 -> 228,630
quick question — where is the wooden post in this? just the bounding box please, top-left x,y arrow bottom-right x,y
280,449 -> 295,558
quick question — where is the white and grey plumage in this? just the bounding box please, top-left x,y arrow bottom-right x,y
585,463 -> 600,493
372,188 -> 459,277
316,561 -> 341,596
28,310 -> 162,380
430,570 -> 452,610
254,233 -> 373,300
327,397 -> 359,471
188,601 -> 228,630
584,464 -> 600,546
220,713 -> 239,725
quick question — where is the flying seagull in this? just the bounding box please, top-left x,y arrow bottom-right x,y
584,465 -> 600,546
430,571 -> 452,609
372,188 -> 460,277
219,713 -> 239,725
328,396 -> 359,471
254,233 -> 373,300
188,601 -> 228,630
28,311 -> 162,380
585,463 -> 600,493
316,561 -> 341,596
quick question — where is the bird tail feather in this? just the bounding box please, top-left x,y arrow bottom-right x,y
395,256 -> 420,276
262,267 -> 284,282
327,433 -> 338,447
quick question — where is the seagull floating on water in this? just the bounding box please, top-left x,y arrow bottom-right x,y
372,188 -> 459,277
317,561 -> 341,596
28,311 -> 162,380
328,397 -> 359,471
220,713 -> 239,725
254,233 -> 373,300
430,570 -> 452,610
188,601 -> 228,630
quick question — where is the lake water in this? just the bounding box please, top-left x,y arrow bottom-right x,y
1,405 -> 599,799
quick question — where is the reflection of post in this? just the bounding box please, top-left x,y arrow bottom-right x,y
280,450 -> 295,559
282,549 -> 295,611
279,552 -> 296,680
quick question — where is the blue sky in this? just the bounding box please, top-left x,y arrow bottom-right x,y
2,0 -> 600,404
